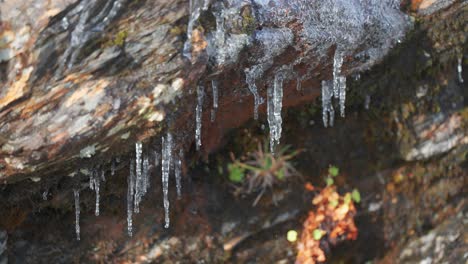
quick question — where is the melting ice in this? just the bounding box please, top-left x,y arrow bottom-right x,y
267,71 -> 284,154
211,80 -> 219,122
322,80 -> 335,127
89,169 -> 100,216
74,189 -> 80,241
196,85 -> 204,151
175,150 -> 183,199
162,132 -> 173,228
127,159 -> 135,236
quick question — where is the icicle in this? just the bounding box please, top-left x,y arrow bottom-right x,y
322,80 -> 335,127
154,150 -> 161,168
134,142 -> 143,213
127,159 -> 135,236
161,132 -> 173,228
101,170 -> 106,182
143,155 -> 150,190
73,189 -> 80,241
90,169 -> 100,216
245,66 -> 265,120
458,57 -> 464,83
267,72 -> 284,154
183,0 -> 203,59
211,80 -> 219,122
175,150 -> 183,199
338,76 -> 347,117
296,77 -> 302,91
42,190 -> 48,201
111,159 -> 116,176
365,94 -> 371,110
333,50 -> 347,117
333,50 -> 344,98
195,85 -> 204,151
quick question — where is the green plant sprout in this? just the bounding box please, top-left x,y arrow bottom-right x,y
228,142 -> 301,206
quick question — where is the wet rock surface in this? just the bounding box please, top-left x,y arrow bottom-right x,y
0,0 -> 466,263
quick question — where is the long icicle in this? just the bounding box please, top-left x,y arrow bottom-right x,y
127,159 -> 135,236
162,132 -> 173,228
74,189 -> 80,241
134,142 -> 143,213
211,80 -> 219,122
90,169 -> 100,216
267,72 -> 284,154
322,80 -> 335,127
195,85 -> 204,151
175,150 -> 183,199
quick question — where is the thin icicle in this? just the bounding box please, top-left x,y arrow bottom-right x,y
175,150 -> 183,199
73,189 -> 80,241
161,132 -> 173,228
458,57 -> 464,83
111,159 -> 116,176
333,50 -> 344,98
101,170 -> 106,182
245,66 -> 265,120
365,94 -> 371,110
154,150 -> 161,168
127,159 -> 135,236
134,142 -> 143,213
90,169 -> 100,216
296,77 -> 302,91
143,155 -> 150,190
267,72 -> 284,154
322,80 -> 335,127
196,85 -> 204,151
333,49 -> 347,117
338,76 -> 347,117
211,80 -> 219,122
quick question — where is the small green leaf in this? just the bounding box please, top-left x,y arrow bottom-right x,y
352,189 -> 361,203
228,164 -> 245,183
328,166 -> 339,177
344,193 -> 352,205
287,230 -> 298,242
264,156 -> 273,170
276,168 -> 285,180
329,199 -> 339,208
325,177 -> 334,186
313,229 -> 325,240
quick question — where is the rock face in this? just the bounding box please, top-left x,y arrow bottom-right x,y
0,0 -> 466,263
0,0 -> 413,182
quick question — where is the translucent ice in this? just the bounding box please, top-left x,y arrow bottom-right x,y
73,189 -> 80,241
196,85 -> 204,151
161,132 -> 173,228
267,71 -> 284,154
322,80 -> 335,127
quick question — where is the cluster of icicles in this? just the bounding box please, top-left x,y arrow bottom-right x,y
73,138 -> 183,240
71,0 -> 396,240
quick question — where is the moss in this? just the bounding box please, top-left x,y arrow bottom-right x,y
240,6 -> 256,35
169,26 -> 184,36
114,30 -> 128,46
